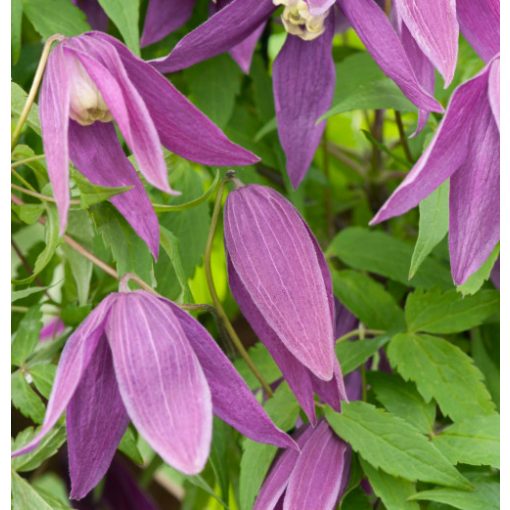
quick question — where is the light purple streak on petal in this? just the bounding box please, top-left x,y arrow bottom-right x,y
398,21 -> 435,136
225,185 -> 336,381
488,56 -> 500,130
228,259 -> 318,424
64,38 -> 173,195
344,370 -> 362,401
151,0 -> 276,73
339,0 -> 443,113
284,421 -> 351,510
491,258 -> 500,289
72,0 -> 109,31
456,0 -> 499,62
40,317 -> 65,342
308,0 -> 337,16
273,17 -> 335,188
68,338 -> 129,500
396,0 -> 458,86
68,121 -> 160,258
449,91 -> 500,285
370,65 -> 489,225
91,32 -> 259,167
101,458 -> 159,510
230,23 -> 266,74
12,296 -> 115,457
106,291 -> 212,475
40,43 -> 71,234
166,300 -> 296,450
254,426 -> 315,510
141,0 -> 196,47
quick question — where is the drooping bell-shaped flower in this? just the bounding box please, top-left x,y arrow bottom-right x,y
150,0 -> 450,187
40,31 -> 258,256
254,420 -> 351,510
224,184 -> 347,422
12,290 -> 294,500
39,317 -> 66,342
371,0 -> 500,285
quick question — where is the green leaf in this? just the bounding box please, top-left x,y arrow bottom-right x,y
29,364 -> 56,399
12,203 -> 45,225
360,459 -> 420,510
11,307 -> 43,366
335,334 -> 391,375
93,202 -> 154,284
410,476 -> 499,510
22,0 -> 90,38
340,487 -> 372,510
234,342 -> 282,390
11,471 -> 54,510
405,289 -> 499,334
388,333 -> 495,422
71,169 -> 133,209
118,425 -> 144,465
160,159 -> 211,278
11,371 -> 46,424
12,205 -> 60,285
12,425 -> 66,472
239,383 -> 300,510
185,55 -> 243,128
433,414 -> 499,468
472,332 -> 500,407
409,181 -> 449,278
11,286 -> 47,303
11,82 -> 41,135
457,244 -> 500,296
332,270 -> 404,330
12,0 -> 23,64
325,402 -> 470,489
327,227 -> 451,289
155,227 -> 192,303
321,52 -> 415,120
368,371 -> 435,434
98,0 -> 140,55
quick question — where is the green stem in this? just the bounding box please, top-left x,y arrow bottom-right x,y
204,179 -> 274,398
140,455 -> 164,488
394,110 -> 414,163
11,154 -> 46,168
11,34 -> 64,150
359,325 -> 368,401
11,182 -> 80,205
336,328 -> 384,343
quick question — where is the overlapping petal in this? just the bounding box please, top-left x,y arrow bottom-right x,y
64,37 -> 173,194
67,338 -> 129,499
68,121 -> 160,258
488,56 -> 500,129
273,15 -> 335,187
225,185 -> 336,380
39,43 -> 71,234
284,421 -> 351,510
92,32 -> 259,166
395,0 -> 458,86
167,301 -> 296,449
141,0 -> 195,47
12,295 -> 115,457
106,292 -> 212,475
151,0 -> 276,73
72,0 -> 108,31
456,0 -> 499,62
371,65 -> 490,225
339,0 -> 443,113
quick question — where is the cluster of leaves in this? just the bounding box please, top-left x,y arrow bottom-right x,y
11,1 -> 499,509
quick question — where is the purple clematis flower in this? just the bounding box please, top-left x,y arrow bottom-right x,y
41,31 -> 258,257
150,0 -> 453,187
254,420 -> 351,510
371,1 -> 500,285
39,317 -> 66,342
224,184 -> 347,422
142,0 -> 265,74
12,290 -> 294,500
